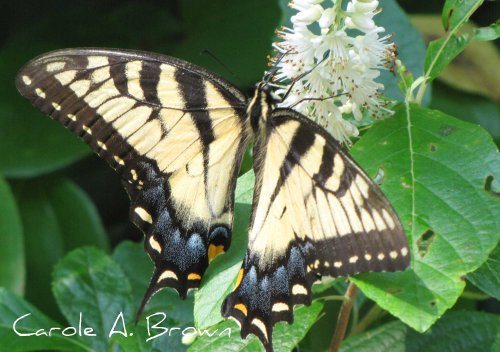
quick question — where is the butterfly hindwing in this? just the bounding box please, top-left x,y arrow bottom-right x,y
16,48 -> 251,305
222,108 -> 409,350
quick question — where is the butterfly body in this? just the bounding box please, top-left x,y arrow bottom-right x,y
16,48 -> 409,351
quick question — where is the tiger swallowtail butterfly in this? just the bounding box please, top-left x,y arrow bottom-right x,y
16,48 -> 410,351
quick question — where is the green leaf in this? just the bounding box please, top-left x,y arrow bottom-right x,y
473,20 -> 500,41
193,171 -> 254,329
194,262 -> 242,330
0,40 -> 90,178
175,0 -> 281,88
341,310 -> 500,352
424,34 -> 469,81
0,288 -> 92,352
442,0 -> 484,32
12,178 -> 109,320
189,302 -> 323,352
13,180 -> 66,320
112,241 -> 194,326
52,247 -> 133,352
350,104 -> 500,332
112,241 -> 194,352
0,177 -> 24,295
467,244 -> 500,300
430,81 -> 500,146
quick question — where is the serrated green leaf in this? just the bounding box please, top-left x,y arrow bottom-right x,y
473,20 -> 500,41
112,241 -> 194,352
341,310 -> 500,352
0,288 -> 92,352
112,320 -> 190,352
12,178 -> 109,320
194,171 -> 254,329
424,34 -> 469,81
176,0 -> 280,88
52,247 -> 133,352
467,244 -> 500,300
442,0 -> 484,32
0,177 -> 24,295
194,262 -> 242,330
350,104 -> 500,332
430,81 -> 500,145
112,241 -> 194,326
189,302 -> 323,352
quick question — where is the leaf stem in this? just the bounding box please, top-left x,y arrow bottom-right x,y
329,282 -> 358,352
414,3 -> 481,104
461,291 -> 491,300
318,295 -> 347,302
349,303 -> 387,336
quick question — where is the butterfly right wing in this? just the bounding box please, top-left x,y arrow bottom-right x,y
15,48 -> 251,310
223,109 -> 409,350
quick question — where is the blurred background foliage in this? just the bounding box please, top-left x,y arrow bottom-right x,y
0,1 -> 498,351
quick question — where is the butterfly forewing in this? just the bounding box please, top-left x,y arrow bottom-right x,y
16,48 -> 251,305
222,108 -> 409,350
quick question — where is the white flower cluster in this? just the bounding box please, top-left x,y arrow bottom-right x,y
272,0 -> 397,144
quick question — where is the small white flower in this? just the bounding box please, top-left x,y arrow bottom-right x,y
271,0 -> 396,144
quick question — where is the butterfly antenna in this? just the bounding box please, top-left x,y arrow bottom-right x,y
263,49 -> 293,84
200,49 -> 239,82
279,54 -> 328,103
289,92 -> 348,109
134,269 -> 161,325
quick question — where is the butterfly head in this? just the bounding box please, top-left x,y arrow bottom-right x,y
248,82 -> 279,132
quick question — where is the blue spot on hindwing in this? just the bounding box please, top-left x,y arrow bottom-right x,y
288,247 -> 306,279
271,266 -> 289,296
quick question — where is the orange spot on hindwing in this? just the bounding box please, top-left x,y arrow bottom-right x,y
234,303 -> 248,316
234,268 -> 244,291
187,273 -> 201,280
208,244 -> 225,262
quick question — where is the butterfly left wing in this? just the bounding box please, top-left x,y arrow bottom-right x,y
222,108 -> 410,351
15,48 -> 251,311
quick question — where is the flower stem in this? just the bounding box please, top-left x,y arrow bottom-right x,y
329,281 -> 358,352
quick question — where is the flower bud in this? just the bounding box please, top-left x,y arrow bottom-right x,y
319,8 -> 335,31
181,332 -> 197,345
346,14 -> 375,32
292,4 -> 323,24
351,0 -> 379,14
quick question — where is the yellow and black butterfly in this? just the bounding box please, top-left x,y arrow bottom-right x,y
16,48 -> 409,351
